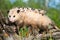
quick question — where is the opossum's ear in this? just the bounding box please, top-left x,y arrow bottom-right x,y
17,10 -> 20,13
7,10 -> 9,13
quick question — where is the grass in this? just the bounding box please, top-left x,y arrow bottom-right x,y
19,26 -> 28,37
18,26 -> 55,40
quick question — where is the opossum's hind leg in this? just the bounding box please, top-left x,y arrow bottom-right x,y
39,25 -> 49,38
31,25 -> 39,36
39,25 -> 49,34
27,25 -> 33,35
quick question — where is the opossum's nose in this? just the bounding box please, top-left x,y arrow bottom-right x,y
9,18 -> 15,23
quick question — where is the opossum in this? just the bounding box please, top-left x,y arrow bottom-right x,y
8,7 -> 59,35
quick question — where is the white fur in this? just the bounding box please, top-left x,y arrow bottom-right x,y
8,7 -> 58,30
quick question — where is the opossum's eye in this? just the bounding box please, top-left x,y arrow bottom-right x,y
13,15 -> 15,18
7,10 -> 9,13
17,10 -> 20,13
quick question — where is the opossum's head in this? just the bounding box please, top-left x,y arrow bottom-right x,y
8,7 -> 20,23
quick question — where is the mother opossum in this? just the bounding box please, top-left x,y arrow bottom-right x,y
8,7 -> 59,35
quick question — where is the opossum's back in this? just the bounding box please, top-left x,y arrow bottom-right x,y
25,12 -> 42,22
24,12 -> 42,24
